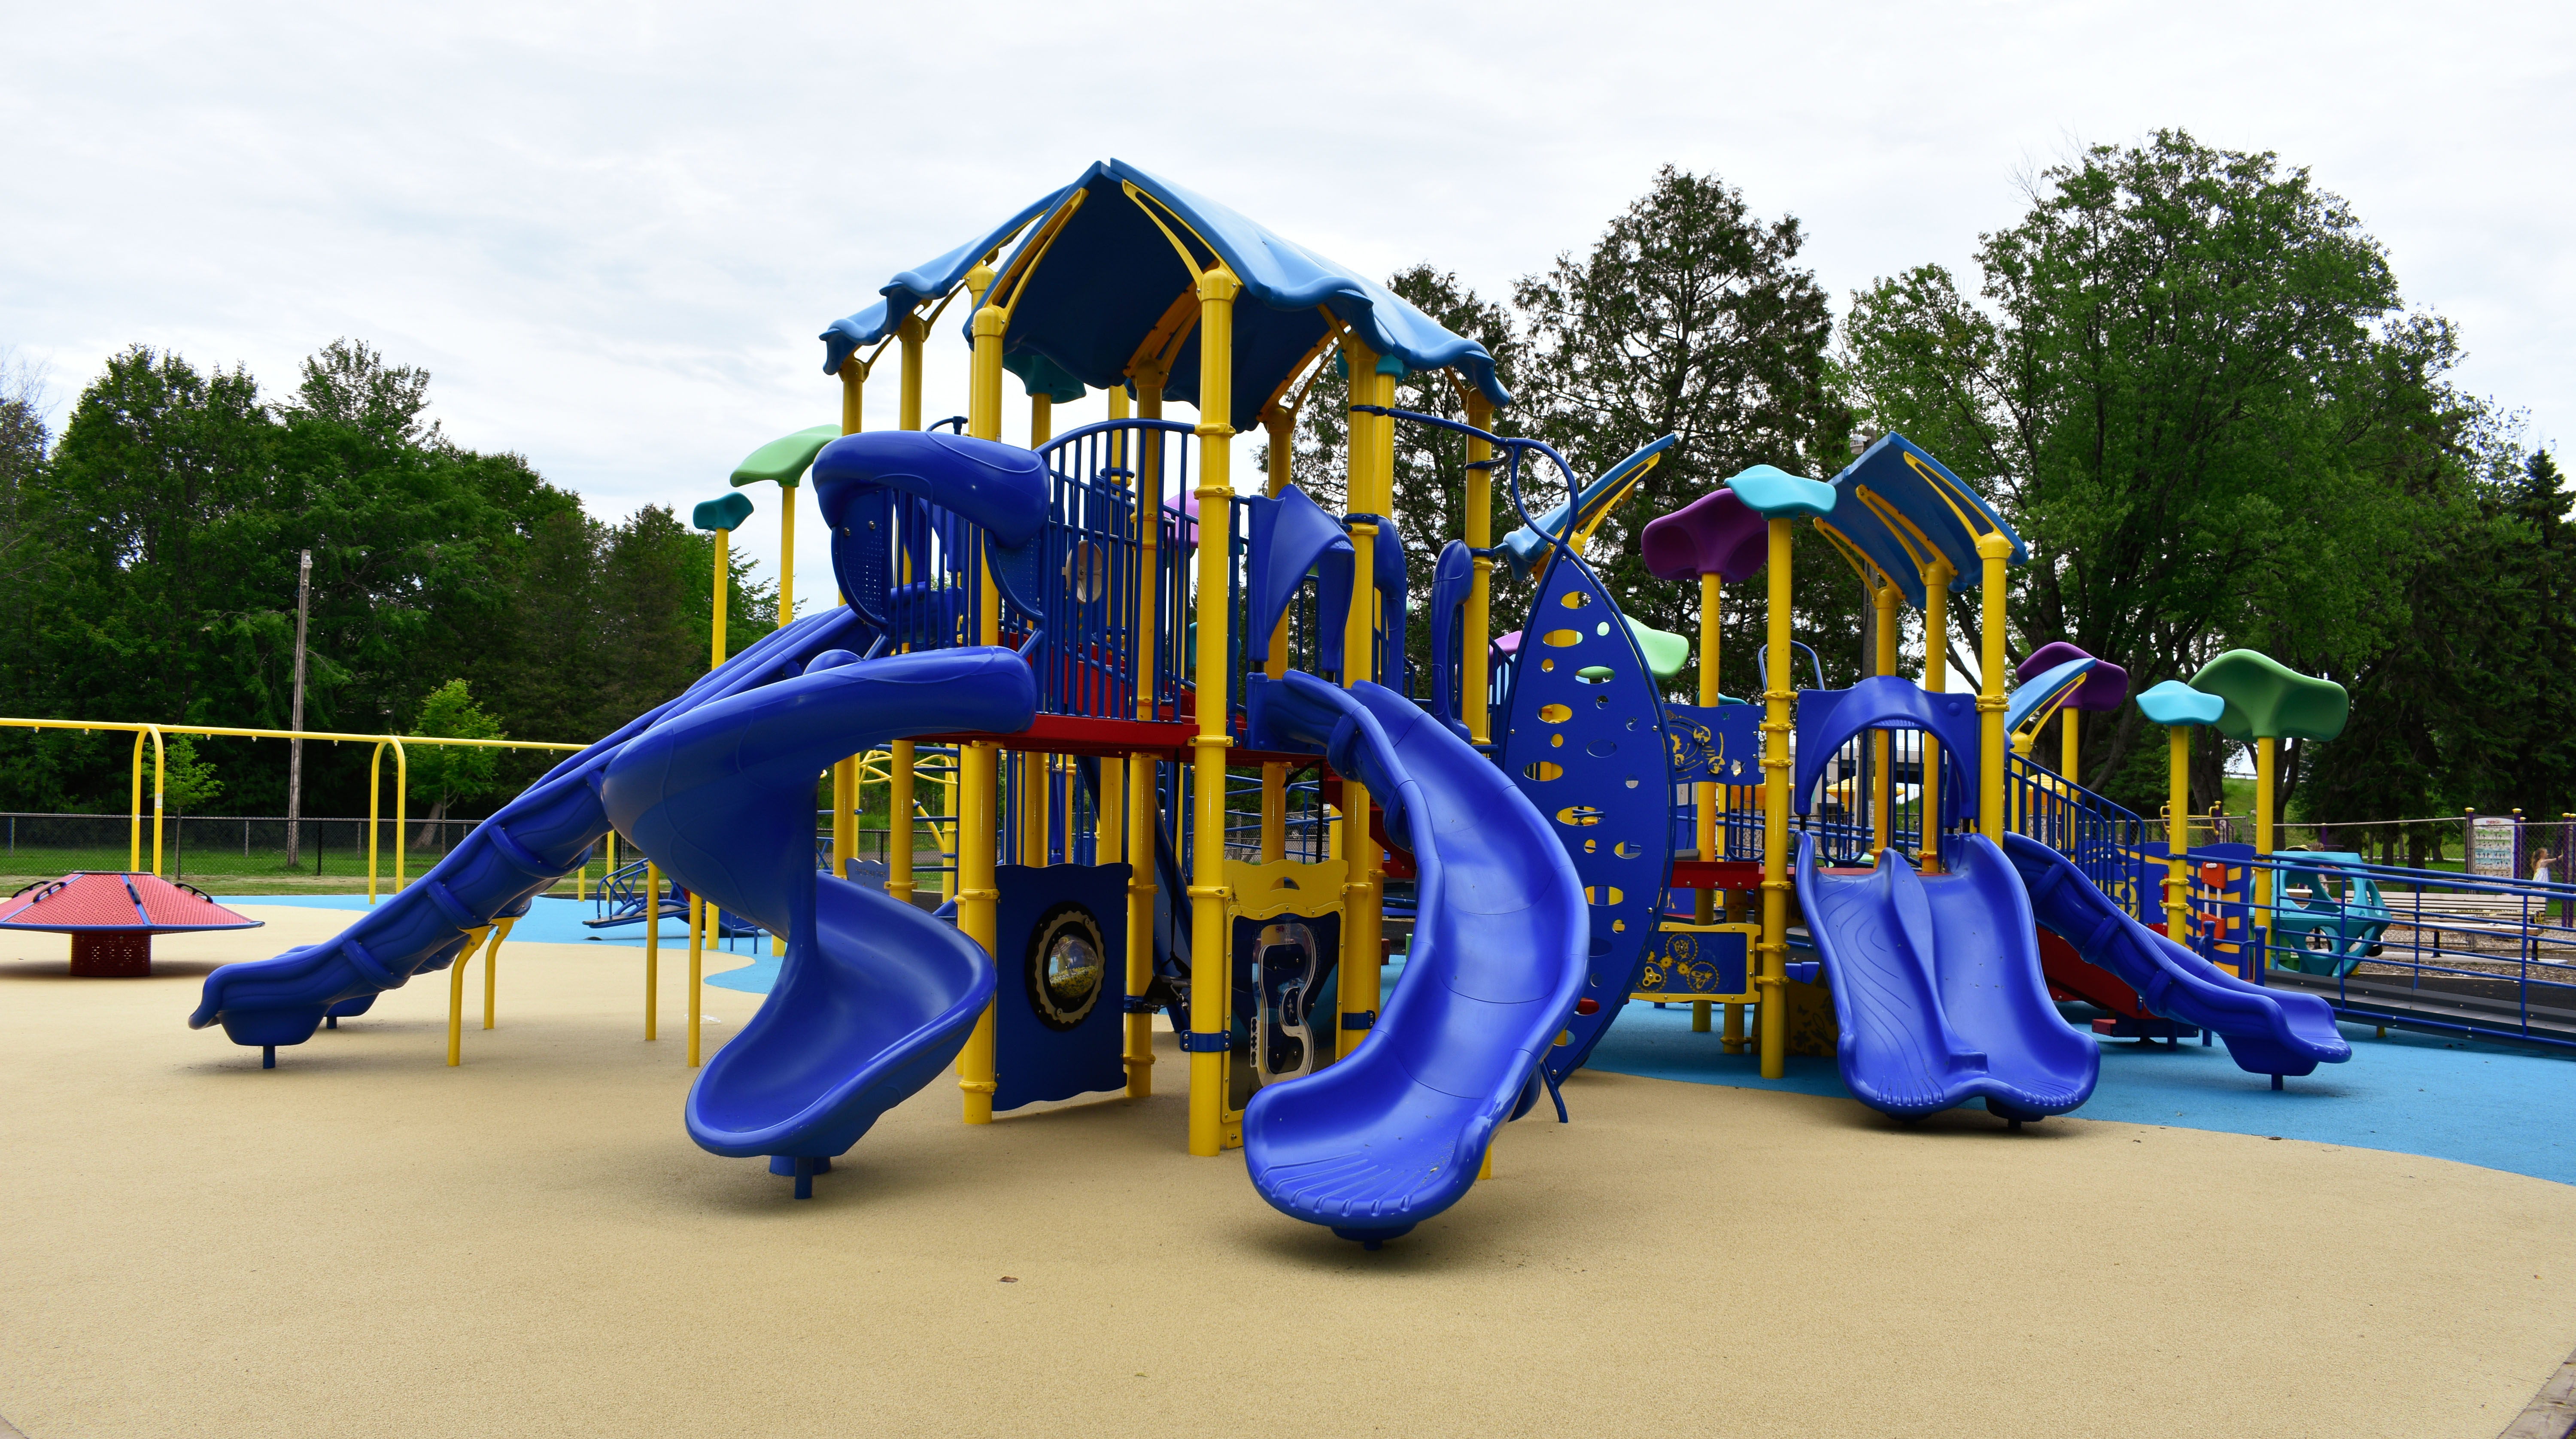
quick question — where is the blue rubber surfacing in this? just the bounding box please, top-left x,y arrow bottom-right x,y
1586,1000 -> 2576,1186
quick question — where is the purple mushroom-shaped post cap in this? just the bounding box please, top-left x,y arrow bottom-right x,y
1641,488 -> 1769,583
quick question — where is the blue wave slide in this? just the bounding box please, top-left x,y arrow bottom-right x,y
1243,672 -> 1587,1246
1794,832 -> 2100,1121
2001,834 -> 2351,1080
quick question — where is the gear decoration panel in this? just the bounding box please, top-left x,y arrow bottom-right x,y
1496,552 -> 1675,1084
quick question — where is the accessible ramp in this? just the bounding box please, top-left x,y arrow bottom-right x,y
188,606 -> 878,1058
601,647 -> 1037,1184
1795,832 -> 2099,1121
2001,834 -> 2351,1081
1242,671 -> 1586,1246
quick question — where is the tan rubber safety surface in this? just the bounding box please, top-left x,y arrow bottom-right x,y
2,905 -> 2572,1439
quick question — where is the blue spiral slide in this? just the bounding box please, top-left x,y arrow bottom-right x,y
1243,671 -> 1588,1246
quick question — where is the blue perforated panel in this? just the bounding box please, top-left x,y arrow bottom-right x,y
1496,553 -> 1676,1083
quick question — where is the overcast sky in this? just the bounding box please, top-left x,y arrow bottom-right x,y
4,1 -> 2567,614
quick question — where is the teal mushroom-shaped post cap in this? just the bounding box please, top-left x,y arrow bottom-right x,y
2188,650 -> 2349,742
1006,349 -> 1088,404
2136,679 -> 2225,728
730,424 -> 841,490
1725,464 -> 1836,519
692,492 -> 754,533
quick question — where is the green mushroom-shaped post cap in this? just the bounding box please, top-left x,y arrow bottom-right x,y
1624,615 -> 1690,682
730,424 -> 841,490
1005,350 -> 1088,404
692,492 -> 754,533
1724,464 -> 1836,519
2188,650 -> 2349,742
2136,679 -> 2225,728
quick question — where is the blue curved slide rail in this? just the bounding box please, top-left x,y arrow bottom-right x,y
2002,834 -> 2351,1082
601,648 -> 1036,1184
1243,671 -> 1586,1246
1795,832 -> 2099,1122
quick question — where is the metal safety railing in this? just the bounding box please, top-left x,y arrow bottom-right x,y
0,716 -> 583,901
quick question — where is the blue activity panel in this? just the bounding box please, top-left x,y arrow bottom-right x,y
1497,547 -> 1675,1083
993,863 -> 1130,1111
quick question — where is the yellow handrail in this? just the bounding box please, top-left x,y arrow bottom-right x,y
0,716 -> 583,890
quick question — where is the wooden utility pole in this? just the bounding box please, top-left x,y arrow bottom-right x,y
286,549 -> 311,867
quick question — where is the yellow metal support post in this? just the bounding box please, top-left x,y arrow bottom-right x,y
2166,726 -> 2192,937
688,893 -> 705,1067
1186,266 -> 1242,1157
1464,393 -> 1494,747
1337,342 -> 1392,1069
2063,708 -> 2081,788
1977,534 -> 2013,842
644,862 -> 661,1040
887,310 -> 928,911
1123,377 -> 1159,1102
957,267 -> 1006,1125
1872,578 -> 1900,856
1919,562 -> 1951,869
1757,518 -> 1795,1080
447,925 -> 492,1066
2254,734 -> 2277,947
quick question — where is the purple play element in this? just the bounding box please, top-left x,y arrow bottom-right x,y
1492,630 -> 1522,656
1641,489 -> 1767,583
2017,640 -> 2128,712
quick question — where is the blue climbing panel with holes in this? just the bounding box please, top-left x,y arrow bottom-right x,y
1497,548 -> 1675,1084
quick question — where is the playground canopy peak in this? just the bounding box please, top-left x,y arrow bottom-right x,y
2189,649 -> 2348,742
820,161 -> 1511,432
2017,640 -> 2129,712
730,425 -> 841,490
1641,486 -> 1767,584
1812,433 -> 2026,609
2135,678 -> 2225,728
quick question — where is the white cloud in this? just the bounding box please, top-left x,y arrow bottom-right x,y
4,0 -> 2567,612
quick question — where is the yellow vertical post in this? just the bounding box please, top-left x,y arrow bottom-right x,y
830,356 -> 866,889
1976,535 -> 2013,842
447,924 -> 492,1067
883,313 -> 928,912
148,727 -> 165,877
483,916 -> 510,1029
1186,266 -> 1241,1158
2166,726 -> 2192,936
688,894 -> 705,1067
1018,391 -> 1056,866
777,489 -> 797,629
2063,708 -> 2081,787
1698,571 -> 1738,1049
2255,734 -> 2277,956
1872,579 -> 1899,856
1337,341 -> 1391,1068
643,862 -> 661,1041
1124,375 -> 1160,1102
366,741 -> 383,903
709,530 -> 731,669
1756,518 -> 1795,1080
128,731 -> 144,871
956,265 -> 1006,1125
1919,562 -> 1952,868
1464,393 -> 1495,747
1260,414 -> 1291,862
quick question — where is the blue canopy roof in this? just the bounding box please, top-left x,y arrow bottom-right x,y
820,186 -> 1076,370
820,161 -> 1509,432
1811,433 -> 2025,609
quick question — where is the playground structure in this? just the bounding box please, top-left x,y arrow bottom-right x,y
182,159 -> 2576,1246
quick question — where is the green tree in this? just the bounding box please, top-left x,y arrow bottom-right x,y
1511,166 -> 1855,701
1840,130 -> 2476,816
147,735 -> 224,812
407,678 -> 503,846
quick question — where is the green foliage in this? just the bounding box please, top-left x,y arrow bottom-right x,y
0,340 -> 778,820
407,678 -> 503,809
1511,166 -> 1856,699
1839,130 -> 2532,820
146,735 -> 223,812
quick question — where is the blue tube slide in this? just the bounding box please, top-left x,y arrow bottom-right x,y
1795,832 -> 2099,1121
188,605 -> 879,1051
601,647 -> 1036,1170
2001,834 -> 2351,1080
1242,671 -> 1586,1246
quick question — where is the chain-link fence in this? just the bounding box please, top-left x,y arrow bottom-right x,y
0,811 -> 618,889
